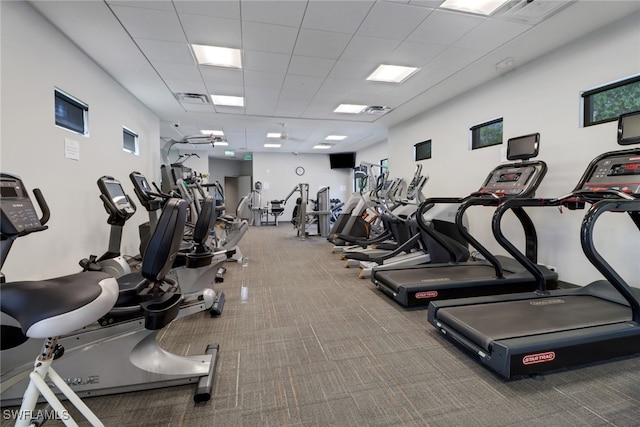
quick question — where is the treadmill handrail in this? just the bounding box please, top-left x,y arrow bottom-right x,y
581,199 -> 640,322
416,198 -> 463,263
492,198 -> 553,293
455,196 -> 504,278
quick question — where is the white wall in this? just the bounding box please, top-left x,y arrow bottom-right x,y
208,157 -> 252,188
387,12 -> 640,287
1,2 -> 161,281
356,140 -> 388,167
252,152 -> 351,220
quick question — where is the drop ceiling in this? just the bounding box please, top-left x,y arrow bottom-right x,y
28,0 -> 640,159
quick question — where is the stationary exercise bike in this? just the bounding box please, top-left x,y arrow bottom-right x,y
1,174 -> 219,407
78,176 -> 137,278
1,173 -> 119,426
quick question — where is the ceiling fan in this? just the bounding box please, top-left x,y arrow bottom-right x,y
276,123 -> 303,142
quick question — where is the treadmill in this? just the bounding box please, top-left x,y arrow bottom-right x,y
372,133 -> 558,308
428,111 -> 640,378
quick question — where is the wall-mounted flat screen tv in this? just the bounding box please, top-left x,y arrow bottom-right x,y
330,152 -> 356,169
414,140 -> 432,161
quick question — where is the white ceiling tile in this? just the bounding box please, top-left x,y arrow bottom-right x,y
110,5 -> 185,42
244,85 -> 280,100
135,39 -> 194,64
204,82 -> 245,96
107,1 -> 174,11
241,0 -> 306,28
182,103 -> 216,112
274,100 -> 309,117
408,0 -> 443,8
293,29 -> 352,59
282,75 -> 325,93
279,88 -> 316,103
244,70 -> 286,88
242,21 -> 298,54
302,0 -> 375,34
328,59 -> 378,80
341,35 -> 402,62
200,66 -> 244,86
357,1 -> 432,40
214,105 -> 246,114
454,19 -> 532,51
152,61 -> 201,80
387,41 -> 446,67
319,78 -> 361,93
408,9 -> 484,46
179,14 -> 242,47
245,98 -> 276,116
174,0 -> 241,19
164,79 -> 208,94
243,50 -> 291,73
288,56 -> 336,78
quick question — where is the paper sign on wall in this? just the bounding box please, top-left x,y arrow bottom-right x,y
65,138 -> 80,161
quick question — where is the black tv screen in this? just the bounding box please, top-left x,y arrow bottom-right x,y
506,133 -> 540,160
330,152 -> 356,169
618,110 -> 640,145
414,140 -> 432,161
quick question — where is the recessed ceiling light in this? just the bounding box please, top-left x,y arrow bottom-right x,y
224,150 -> 235,156
366,65 -> 419,83
325,135 -> 347,141
200,129 -> 224,136
334,104 -> 368,114
313,144 -> 332,150
440,0 -> 509,15
192,44 -> 242,69
210,95 -> 244,107
267,132 -> 282,138
215,141 -> 229,146
264,143 -> 281,148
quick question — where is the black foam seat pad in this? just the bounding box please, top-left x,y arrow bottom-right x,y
1,271 -> 116,337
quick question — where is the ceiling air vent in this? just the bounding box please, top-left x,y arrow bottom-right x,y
497,0 -> 573,24
174,93 -> 211,105
362,106 -> 392,116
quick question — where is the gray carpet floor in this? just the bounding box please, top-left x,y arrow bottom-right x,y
3,224 -> 640,426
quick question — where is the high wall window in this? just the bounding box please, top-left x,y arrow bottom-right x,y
123,127 -> 139,155
54,88 -> 88,135
414,140 -> 432,160
582,75 -> 640,127
470,118 -> 503,150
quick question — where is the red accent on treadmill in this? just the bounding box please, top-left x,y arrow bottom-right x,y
415,290 -> 438,299
522,351 -> 556,365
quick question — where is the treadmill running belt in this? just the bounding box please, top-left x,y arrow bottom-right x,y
438,295 -> 631,352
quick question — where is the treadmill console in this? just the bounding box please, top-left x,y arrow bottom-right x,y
479,164 -> 542,197
580,153 -> 640,196
0,175 -> 41,236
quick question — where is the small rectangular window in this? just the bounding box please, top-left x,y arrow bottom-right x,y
123,127 -> 139,155
471,118 -> 503,150
582,75 -> 640,127
54,89 -> 88,135
414,140 -> 432,161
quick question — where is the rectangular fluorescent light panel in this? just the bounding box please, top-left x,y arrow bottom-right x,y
313,144 -> 332,150
211,95 -> 244,107
200,129 -> 224,136
440,0 -> 509,15
366,65 -> 418,83
264,143 -> 282,148
267,133 -> 282,138
192,44 -> 242,69
325,135 -> 347,141
334,104 -> 367,114
225,150 -> 235,156
215,141 -> 229,146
